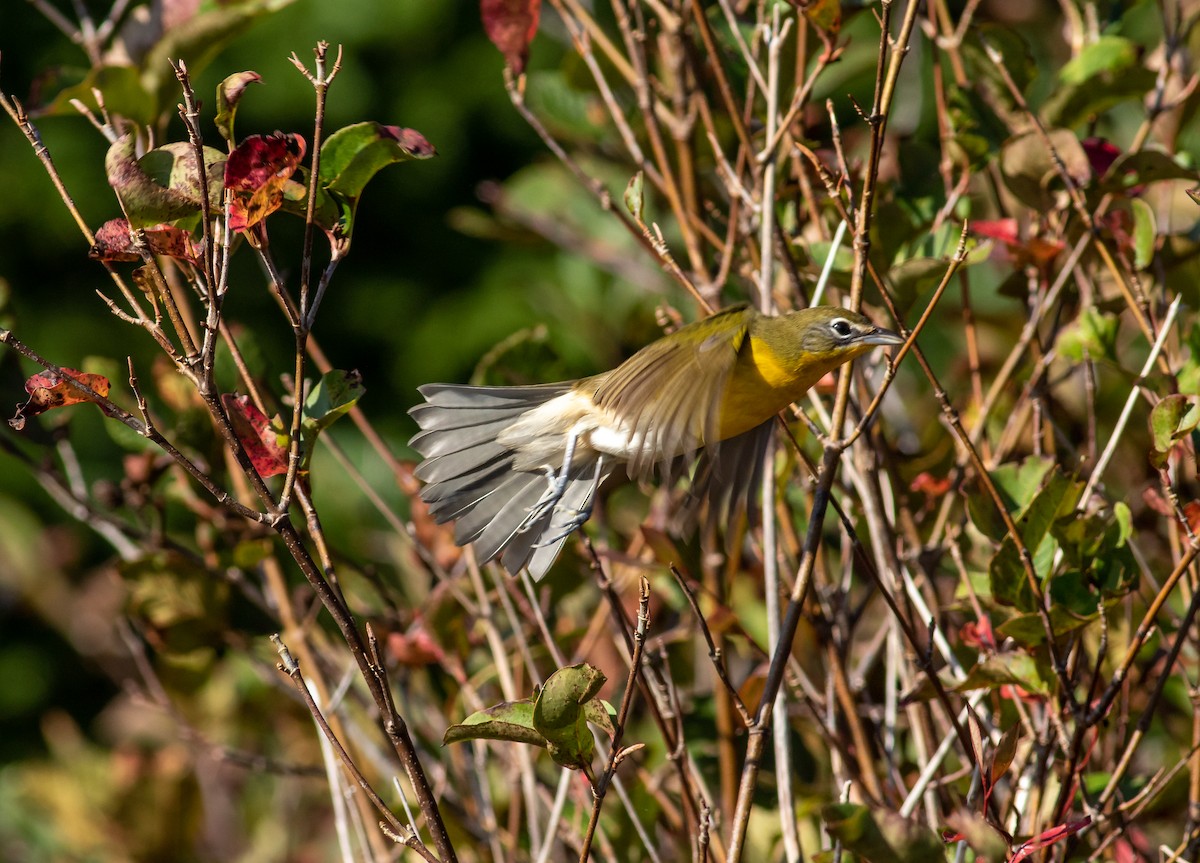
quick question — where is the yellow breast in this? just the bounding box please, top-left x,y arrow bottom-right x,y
716,335 -> 835,440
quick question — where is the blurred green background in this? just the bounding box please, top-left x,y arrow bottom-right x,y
0,0 -> 611,764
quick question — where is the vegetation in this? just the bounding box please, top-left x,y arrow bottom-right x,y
2,0 -> 1199,861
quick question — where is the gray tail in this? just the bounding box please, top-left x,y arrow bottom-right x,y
409,383 -> 610,579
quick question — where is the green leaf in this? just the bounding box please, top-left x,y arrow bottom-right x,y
952,653 -> 1049,696
944,810 -> 1010,862
121,551 -> 230,654
989,468 -> 1084,610
821,804 -> 947,863
320,123 -> 436,197
1043,63 -> 1156,129
443,700 -> 546,748
298,370 -> 365,470
1059,35 -> 1138,85
532,663 -> 607,770
584,699 -> 617,740
996,605 -> 1096,647
963,25 -> 1036,109
1130,198 -> 1156,269
1058,307 -> 1119,362
967,456 -> 1053,541
303,370 -> 365,436
1151,394 -> 1198,453
314,122 -> 436,244
624,171 -> 645,223
1104,150 -> 1200,190
947,87 -> 1009,169
888,257 -> 946,315
525,70 -> 607,142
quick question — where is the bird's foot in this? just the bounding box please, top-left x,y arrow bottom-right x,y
521,469 -> 571,531
532,500 -> 595,548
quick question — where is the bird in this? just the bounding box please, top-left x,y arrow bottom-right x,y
408,304 -> 903,579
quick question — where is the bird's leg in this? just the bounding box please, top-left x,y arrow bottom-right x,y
533,455 -> 606,548
521,427 -> 581,529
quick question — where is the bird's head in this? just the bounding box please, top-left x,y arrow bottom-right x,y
791,306 -> 904,359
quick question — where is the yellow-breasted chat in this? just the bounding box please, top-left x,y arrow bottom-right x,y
409,304 -> 903,578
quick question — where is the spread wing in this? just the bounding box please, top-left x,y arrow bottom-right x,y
588,305 -> 753,481
683,419 -> 774,537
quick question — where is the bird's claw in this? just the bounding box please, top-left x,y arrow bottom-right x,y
532,503 -> 593,548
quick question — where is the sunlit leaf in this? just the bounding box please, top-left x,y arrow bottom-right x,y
214,71 -> 262,145
106,136 -> 226,227
532,663 -> 606,770
311,123 -> 435,244
9,368 -> 112,431
140,0 -> 296,112
224,132 -> 306,232
30,64 -> 155,126
89,218 -> 197,263
1058,307 -> 1119,363
221,393 -> 289,478
443,700 -> 545,747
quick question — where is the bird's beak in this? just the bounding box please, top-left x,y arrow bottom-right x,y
858,326 -> 905,347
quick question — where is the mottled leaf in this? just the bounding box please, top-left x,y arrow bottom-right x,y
532,663 -> 606,770
443,700 -> 545,747
221,393 -> 288,478
10,368 -> 112,431
214,71 -> 262,145
224,132 -> 306,232
107,135 -> 227,227
89,218 -> 197,263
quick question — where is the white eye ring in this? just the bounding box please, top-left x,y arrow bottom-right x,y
830,318 -> 853,339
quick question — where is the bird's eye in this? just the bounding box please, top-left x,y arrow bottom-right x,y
830,318 -> 853,339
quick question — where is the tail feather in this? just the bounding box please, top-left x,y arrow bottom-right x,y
421,453 -> 515,521
470,472 -> 554,562
410,415 -> 518,457
410,382 -> 606,579
418,382 -> 571,409
416,442 -> 512,485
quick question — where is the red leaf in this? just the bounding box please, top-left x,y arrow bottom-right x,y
89,218 -> 198,262
1183,501 -> 1200,535
1082,137 -> 1121,179
10,368 -> 111,430
998,683 -> 1046,704
387,622 -> 445,666
1010,817 -> 1090,862
221,394 -> 289,478
960,617 -> 996,651
381,125 -> 437,158
910,471 -> 952,497
970,218 -> 1019,245
481,0 -> 540,74
970,219 -> 1063,269
224,132 -> 307,232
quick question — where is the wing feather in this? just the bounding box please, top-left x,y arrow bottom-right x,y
589,305 -> 753,481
